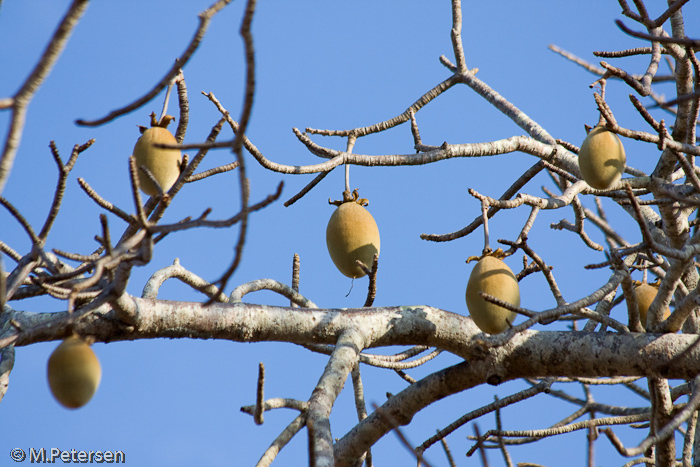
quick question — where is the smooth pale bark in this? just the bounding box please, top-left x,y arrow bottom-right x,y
7,299 -> 700,381
7,298 -> 700,466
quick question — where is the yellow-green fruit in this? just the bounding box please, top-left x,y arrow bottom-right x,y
634,283 -> 670,330
47,336 -> 102,409
578,125 -> 626,190
326,202 -> 380,278
466,256 -> 520,334
133,127 -> 182,196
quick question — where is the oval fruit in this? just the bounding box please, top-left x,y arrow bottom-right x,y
578,125 -> 626,190
47,336 -> 102,409
326,202 -> 380,278
133,116 -> 182,197
466,256 -> 519,334
634,283 -> 670,330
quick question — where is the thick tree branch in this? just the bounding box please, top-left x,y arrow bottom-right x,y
307,331 -> 365,467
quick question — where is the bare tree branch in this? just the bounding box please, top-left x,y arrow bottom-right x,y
75,0 -> 234,127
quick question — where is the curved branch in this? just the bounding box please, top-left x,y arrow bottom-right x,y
305,76 -> 460,138
230,279 -> 318,308
616,19 -> 700,48
603,375 -> 700,457
417,378 -> 554,454
75,0 -> 234,126
241,398 -> 308,414
142,259 -> 227,302
0,0 -> 89,194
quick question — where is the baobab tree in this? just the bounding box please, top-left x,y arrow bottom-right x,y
1,0 -> 700,466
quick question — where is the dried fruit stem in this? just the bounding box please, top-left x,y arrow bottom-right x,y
345,136 -> 356,193
481,200 -> 490,253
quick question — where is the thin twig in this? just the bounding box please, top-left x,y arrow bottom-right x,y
127,156 -> 150,228
473,424 -> 490,467
284,171 -> 331,207
371,403 -> 435,467
254,362 -> 265,425
439,436 -> 456,467
75,0 -> 234,126
291,253 -> 300,308
362,254 -> 379,307
39,139 -> 94,241
422,161 -> 548,242
214,0 -> 257,294
306,76 -> 460,138
185,161 -> 239,182
602,375 -> 700,457
254,412 -> 307,467
0,197 -> 40,245
449,0 -> 468,74
77,178 -> 135,224
142,259 -> 228,301
616,19 -> 700,48
0,0 -> 89,194
419,379 -> 553,453
230,278 -> 316,308
495,399 -> 515,467
174,69 -> 189,143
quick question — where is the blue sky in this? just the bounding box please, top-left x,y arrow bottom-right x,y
1,1 -> 697,466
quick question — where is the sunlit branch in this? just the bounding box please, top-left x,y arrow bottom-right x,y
0,0 -> 89,194
230,278 -> 317,308
75,0 -> 234,127
142,259 -> 227,302
418,378 -> 553,454
308,331 -> 364,467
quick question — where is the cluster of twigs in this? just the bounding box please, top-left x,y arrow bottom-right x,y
206,0 -> 699,464
0,0 -> 281,392
2,0 -> 700,466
